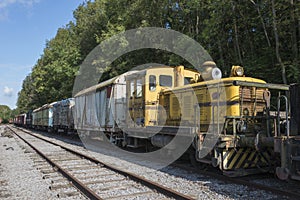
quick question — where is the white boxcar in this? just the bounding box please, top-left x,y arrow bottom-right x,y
74,71 -> 136,138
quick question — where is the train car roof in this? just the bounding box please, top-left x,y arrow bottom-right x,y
74,71 -> 138,97
53,98 -> 75,107
74,76 -> 118,97
33,101 -> 57,113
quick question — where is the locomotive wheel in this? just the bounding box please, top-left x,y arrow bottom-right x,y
276,167 -> 289,180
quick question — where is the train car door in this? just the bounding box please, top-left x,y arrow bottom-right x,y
127,77 -> 145,127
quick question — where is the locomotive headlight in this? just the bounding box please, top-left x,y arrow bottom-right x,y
236,67 -> 244,76
230,66 -> 244,77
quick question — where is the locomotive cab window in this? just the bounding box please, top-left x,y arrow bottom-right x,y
136,79 -> 142,97
184,77 -> 193,85
149,75 -> 156,91
159,75 -> 172,87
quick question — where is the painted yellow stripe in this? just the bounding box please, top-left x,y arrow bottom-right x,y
259,153 -> 267,164
236,148 -> 251,168
253,155 -> 259,167
261,151 -> 271,164
222,149 -> 235,169
244,151 -> 256,168
228,148 -> 243,169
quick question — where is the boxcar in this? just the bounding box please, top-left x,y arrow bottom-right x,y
53,98 -> 75,133
32,102 -> 56,131
74,71 -> 139,143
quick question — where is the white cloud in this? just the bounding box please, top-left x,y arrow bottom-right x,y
3,86 -> 13,97
0,0 -> 40,9
0,0 -> 40,21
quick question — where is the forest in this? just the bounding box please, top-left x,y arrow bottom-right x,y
16,0 -> 300,113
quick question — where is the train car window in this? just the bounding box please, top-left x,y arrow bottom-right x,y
136,79 -> 142,97
149,75 -> 156,91
159,75 -> 172,87
184,77 -> 193,85
130,80 -> 135,98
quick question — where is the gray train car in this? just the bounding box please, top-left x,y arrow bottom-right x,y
53,98 -> 75,133
74,71 -> 136,143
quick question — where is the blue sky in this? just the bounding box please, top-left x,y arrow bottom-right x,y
0,0 -> 85,109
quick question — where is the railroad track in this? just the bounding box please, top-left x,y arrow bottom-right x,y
8,126 -> 195,200
171,162 -> 300,200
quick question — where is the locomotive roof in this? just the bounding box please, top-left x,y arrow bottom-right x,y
125,66 -> 198,80
161,76 -> 268,93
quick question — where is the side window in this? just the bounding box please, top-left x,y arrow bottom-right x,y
184,77 -> 193,85
159,75 -> 172,87
130,80 -> 135,98
136,79 -> 142,97
149,75 -> 156,91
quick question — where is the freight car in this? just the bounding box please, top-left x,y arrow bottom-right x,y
14,113 -> 26,126
53,98 -> 75,134
32,102 -> 56,131
25,110 -> 32,128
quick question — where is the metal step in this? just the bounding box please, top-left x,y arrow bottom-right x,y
291,174 -> 300,181
291,156 -> 300,161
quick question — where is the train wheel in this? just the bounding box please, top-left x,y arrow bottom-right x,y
276,167 -> 289,180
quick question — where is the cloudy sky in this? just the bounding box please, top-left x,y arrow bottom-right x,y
0,0 -> 84,109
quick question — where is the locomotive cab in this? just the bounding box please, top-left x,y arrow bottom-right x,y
124,66 -> 199,147
126,66 -> 199,128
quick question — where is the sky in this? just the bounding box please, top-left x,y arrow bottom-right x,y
0,0 -> 85,109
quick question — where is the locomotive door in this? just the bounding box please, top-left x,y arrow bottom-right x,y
128,77 -> 145,127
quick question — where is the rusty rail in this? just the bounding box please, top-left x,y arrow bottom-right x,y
8,126 -> 195,200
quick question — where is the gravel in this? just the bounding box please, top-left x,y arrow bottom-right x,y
0,126 -> 55,199
1,126 -> 290,199
36,130 -> 287,200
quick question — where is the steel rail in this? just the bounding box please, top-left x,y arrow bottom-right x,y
9,126 -> 195,200
172,163 -> 300,200
8,126 -> 103,200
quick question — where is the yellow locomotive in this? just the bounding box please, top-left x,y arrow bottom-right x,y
74,61 -> 299,177
125,62 -> 289,176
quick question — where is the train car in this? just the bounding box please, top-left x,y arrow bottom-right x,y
275,83 -> 300,180
25,110 -> 33,128
74,71 -> 139,143
14,113 -> 26,126
32,102 -> 56,131
53,98 -> 75,133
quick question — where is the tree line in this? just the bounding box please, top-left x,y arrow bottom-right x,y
0,105 -> 17,123
16,0 -> 300,113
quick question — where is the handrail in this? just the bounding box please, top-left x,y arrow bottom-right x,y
277,95 -> 290,138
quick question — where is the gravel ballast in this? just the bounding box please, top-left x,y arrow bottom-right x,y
1,126 -> 290,199
0,126 -> 55,199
